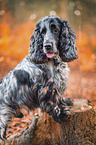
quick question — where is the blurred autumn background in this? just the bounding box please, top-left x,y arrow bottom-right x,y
0,0 -> 96,138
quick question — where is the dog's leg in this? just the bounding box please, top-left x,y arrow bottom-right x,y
0,105 -> 12,140
38,82 -> 72,122
0,103 -> 24,140
0,123 -> 7,140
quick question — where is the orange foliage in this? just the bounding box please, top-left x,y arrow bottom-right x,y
76,32 -> 96,71
0,13 -> 35,65
90,34 -> 96,48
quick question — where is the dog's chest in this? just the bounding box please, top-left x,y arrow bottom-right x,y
46,62 -> 69,94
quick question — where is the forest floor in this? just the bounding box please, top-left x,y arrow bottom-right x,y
0,60 -> 96,138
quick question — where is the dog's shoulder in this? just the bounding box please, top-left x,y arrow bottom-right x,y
13,55 -> 43,85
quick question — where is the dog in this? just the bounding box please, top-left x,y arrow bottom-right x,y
0,15 -> 78,140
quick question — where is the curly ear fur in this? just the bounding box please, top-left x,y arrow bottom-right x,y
29,24 -> 47,63
59,20 -> 78,62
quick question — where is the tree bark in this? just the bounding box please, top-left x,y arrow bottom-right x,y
0,99 -> 95,145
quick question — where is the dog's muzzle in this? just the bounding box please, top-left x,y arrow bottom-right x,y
44,42 -> 53,51
44,42 -> 58,58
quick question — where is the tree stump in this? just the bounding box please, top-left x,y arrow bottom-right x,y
0,99 -> 95,145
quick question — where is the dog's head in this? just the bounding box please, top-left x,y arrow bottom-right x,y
29,15 -> 78,63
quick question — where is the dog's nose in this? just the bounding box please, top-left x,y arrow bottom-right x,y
44,43 -> 52,50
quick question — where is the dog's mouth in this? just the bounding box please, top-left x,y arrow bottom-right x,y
46,52 -> 58,58
46,53 -> 55,58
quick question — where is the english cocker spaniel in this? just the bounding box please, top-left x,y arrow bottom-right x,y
0,15 -> 78,140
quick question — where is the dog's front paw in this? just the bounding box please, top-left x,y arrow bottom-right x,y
52,105 -> 69,122
59,97 -> 74,106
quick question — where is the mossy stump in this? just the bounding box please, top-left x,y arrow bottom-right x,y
0,99 -> 95,145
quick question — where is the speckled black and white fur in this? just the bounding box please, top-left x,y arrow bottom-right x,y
0,15 -> 78,140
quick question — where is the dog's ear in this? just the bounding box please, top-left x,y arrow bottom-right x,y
59,20 -> 78,62
29,29 -> 38,57
29,25 -> 47,63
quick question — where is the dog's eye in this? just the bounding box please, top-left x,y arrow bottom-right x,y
41,28 -> 46,35
53,28 -> 58,33
42,30 -> 45,34
51,24 -> 58,33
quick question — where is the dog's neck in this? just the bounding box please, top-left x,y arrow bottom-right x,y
46,56 -> 61,79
